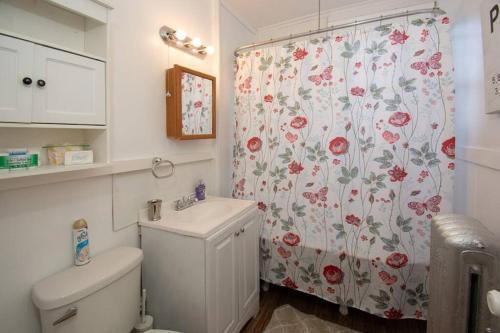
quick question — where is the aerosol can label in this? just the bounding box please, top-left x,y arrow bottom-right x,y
73,227 -> 90,266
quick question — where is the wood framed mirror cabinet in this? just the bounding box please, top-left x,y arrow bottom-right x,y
166,65 -> 216,140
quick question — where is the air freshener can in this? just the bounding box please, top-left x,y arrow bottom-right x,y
73,219 -> 90,266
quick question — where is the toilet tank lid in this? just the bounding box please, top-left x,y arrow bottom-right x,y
32,247 -> 143,310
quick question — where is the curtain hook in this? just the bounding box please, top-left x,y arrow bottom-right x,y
379,15 -> 383,27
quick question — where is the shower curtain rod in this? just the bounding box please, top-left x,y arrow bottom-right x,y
234,5 -> 446,56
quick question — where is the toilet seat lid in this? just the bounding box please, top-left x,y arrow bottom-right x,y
146,330 -> 180,333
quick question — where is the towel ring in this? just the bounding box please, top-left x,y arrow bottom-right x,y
152,157 -> 175,179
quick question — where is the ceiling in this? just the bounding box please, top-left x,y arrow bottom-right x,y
222,0 -> 368,29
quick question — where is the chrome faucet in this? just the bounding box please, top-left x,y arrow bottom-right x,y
174,193 -> 198,211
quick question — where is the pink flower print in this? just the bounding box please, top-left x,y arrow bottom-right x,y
382,130 -> 400,144
292,48 -> 309,61
285,132 -> 298,143
290,116 -> 308,129
388,112 -> 411,127
335,36 -> 343,42
288,161 -> 304,174
389,30 -> 409,45
277,246 -> 291,259
194,100 -> 202,108
441,137 -> 455,159
264,94 -> 274,103
351,86 -> 365,97
257,202 -> 267,212
282,277 -> 298,289
235,179 -> 245,192
345,214 -> 361,227
388,165 -> 408,182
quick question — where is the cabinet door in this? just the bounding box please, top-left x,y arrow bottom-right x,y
32,45 -> 105,125
207,226 -> 239,333
238,215 -> 260,318
0,35 -> 33,123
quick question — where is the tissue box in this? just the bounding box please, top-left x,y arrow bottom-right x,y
45,144 -> 90,166
64,151 -> 93,166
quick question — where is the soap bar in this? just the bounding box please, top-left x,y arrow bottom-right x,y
64,151 -> 93,166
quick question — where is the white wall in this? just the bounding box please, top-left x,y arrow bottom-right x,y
441,0 -> 500,236
256,0 -> 433,40
0,0 -> 223,332
108,0 -> 217,161
0,176 -> 138,333
218,3 -> 256,196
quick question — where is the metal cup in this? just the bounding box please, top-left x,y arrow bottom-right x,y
147,199 -> 162,221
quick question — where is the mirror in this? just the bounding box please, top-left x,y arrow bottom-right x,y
166,65 -> 216,139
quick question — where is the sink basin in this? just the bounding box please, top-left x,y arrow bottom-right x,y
174,200 -> 234,223
139,196 -> 257,238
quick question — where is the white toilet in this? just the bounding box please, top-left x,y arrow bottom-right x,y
32,247 -> 178,333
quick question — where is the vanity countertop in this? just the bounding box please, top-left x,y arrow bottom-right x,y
138,196 -> 257,238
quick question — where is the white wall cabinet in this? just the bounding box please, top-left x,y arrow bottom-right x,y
141,206 -> 260,333
0,34 -> 105,125
0,34 -> 33,123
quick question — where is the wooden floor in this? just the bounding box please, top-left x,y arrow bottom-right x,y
241,282 -> 427,333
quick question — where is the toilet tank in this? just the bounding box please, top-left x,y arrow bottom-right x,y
32,247 -> 143,333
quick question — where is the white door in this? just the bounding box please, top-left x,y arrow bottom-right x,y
207,226 -> 239,333
238,215 -> 260,318
0,35 -> 33,123
32,45 -> 105,125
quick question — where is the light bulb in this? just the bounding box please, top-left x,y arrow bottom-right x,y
174,30 -> 187,41
192,37 -> 202,48
206,46 -> 214,55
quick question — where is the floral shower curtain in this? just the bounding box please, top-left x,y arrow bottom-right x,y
233,15 -> 454,320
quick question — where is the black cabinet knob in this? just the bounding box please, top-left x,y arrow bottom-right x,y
37,79 -> 46,87
22,77 -> 32,85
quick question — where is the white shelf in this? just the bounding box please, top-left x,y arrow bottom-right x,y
0,163 -> 111,181
0,153 -> 215,191
0,122 -> 108,130
0,30 -> 107,62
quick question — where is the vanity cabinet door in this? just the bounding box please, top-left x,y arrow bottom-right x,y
207,225 -> 239,333
237,215 -> 260,319
0,34 -> 33,123
32,45 -> 105,125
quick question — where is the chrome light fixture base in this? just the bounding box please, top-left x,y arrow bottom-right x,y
159,25 -> 213,58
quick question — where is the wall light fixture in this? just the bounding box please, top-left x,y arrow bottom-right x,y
159,26 -> 214,57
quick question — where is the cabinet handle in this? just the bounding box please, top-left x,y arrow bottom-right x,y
37,79 -> 46,87
235,231 -> 240,237
22,77 -> 32,86
240,228 -> 245,233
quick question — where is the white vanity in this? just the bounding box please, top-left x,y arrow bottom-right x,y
139,196 -> 260,333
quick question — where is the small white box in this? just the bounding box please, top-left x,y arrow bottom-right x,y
64,150 -> 93,166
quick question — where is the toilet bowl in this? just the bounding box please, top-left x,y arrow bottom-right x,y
32,247 -> 181,333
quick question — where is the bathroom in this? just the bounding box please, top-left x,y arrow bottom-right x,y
0,0 -> 498,332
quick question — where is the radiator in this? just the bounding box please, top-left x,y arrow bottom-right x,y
428,214 -> 500,333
